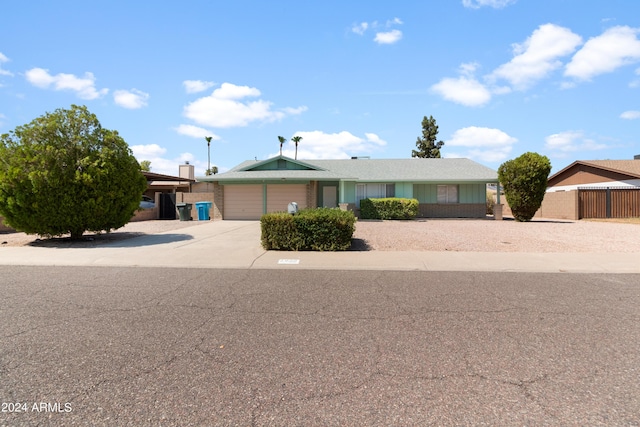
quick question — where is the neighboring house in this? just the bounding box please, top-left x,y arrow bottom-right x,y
137,164 -> 215,221
142,164 -> 197,197
547,159 -> 640,192
199,156 -> 498,220
541,158 -> 640,219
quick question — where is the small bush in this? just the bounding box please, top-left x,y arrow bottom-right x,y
260,208 -> 356,251
360,198 -> 418,220
486,191 -> 495,215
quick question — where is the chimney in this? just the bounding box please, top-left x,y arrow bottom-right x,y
179,163 -> 195,180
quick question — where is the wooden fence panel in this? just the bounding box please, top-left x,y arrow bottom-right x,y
579,188 -> 640,219
611,189 -> 640,218
579,189 -> 606,218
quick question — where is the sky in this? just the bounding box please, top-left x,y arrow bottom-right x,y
1,0 -> 640,176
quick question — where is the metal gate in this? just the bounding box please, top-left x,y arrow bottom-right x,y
159,193 -> 177,220
579,188 -> 640,219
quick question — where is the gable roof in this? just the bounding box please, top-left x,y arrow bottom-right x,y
205,156 -> 497,182
548,160 -> 640,186
233,156 -> 326,172
579,160 -> 640,177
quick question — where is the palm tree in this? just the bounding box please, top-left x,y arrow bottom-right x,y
205,136 -> 213,173
291,135 -> 302,160
277,135 -> 286,156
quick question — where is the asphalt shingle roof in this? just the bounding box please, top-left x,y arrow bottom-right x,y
206,157 -> 497,182
579,160 -> 640,178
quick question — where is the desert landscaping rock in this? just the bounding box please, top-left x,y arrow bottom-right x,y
353,218 -> 640,253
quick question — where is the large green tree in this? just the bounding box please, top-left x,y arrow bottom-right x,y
0,105 -> 147,239
498,152 -> 552,222
411,115 -> 444,158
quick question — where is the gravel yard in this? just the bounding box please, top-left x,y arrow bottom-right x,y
353,218 -> 640,252
1,217 -> 639,252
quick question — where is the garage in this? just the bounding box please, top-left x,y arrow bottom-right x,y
266,184 -> 307,213
223,185 -> 263,220
223,184 -> 308,220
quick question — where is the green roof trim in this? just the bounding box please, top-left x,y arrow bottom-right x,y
236,155 -> 327,172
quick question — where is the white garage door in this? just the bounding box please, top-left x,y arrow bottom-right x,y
266,184 -> 308,213
223,185 -> 264,220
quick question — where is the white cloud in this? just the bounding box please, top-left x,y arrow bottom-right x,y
462,0 -> 517,8
281,106 -> 309,115
183,82 -> 307,128
0,113 -> 6,127
131,144 -> 209,176
0,52 -> 13,76
113,89 -> 149,109
352,22 -> 368,35
490,24 -> 582,90
445,126 -> 517,162
130,144 -> 166,157
213,83 -> 261,99
431,76 -> 492,107
374,29 -> 403,45
352,17 -> 403,44
620,110 -> 640,120
25,67 -> 108,100
133,152 -> 208,176
565,26 -> 640,81
544,131 -> 608,155
183,79 -> 216,94
274,131 -> 387,159
174,124 -> 221,139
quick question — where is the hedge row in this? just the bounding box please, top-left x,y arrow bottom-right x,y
360,197 -> 418,220
260,208 -> 356,251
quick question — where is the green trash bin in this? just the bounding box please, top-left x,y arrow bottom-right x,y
176,203 -> 192,221
195,201 -> 212,221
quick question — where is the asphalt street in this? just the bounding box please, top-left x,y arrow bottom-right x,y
1,266 -> 639,426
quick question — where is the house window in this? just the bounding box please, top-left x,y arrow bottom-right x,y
356,183 -> 395,207
437,185 -> 458,203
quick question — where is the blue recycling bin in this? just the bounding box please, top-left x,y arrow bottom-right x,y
195,201 -> 212,221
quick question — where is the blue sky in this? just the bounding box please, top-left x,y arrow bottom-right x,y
1,0 -> 640,176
